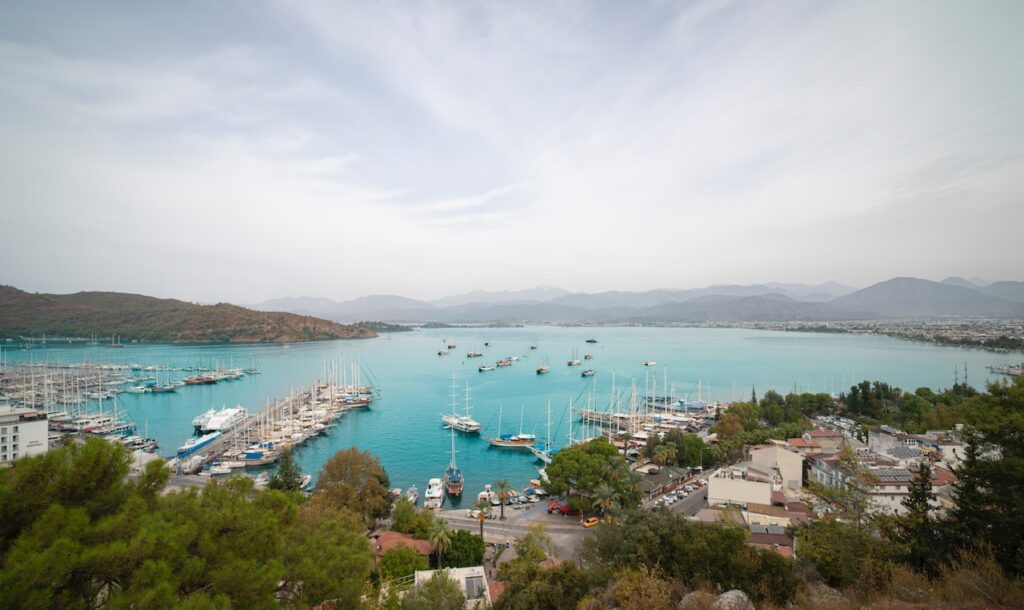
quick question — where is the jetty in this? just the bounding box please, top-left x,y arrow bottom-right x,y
170,377 -> 376,475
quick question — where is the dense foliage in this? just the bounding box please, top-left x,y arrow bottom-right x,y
399,571 -> 466,610
311,446 -> 393,527
579,510 -> 799,605
0,439 -> 372,609
544,437 -> 641,513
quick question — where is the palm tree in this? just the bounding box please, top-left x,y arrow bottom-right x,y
475,498 -> 489,538
429,520 -> 452,568
653,444 -> 675,466
495,479 -> 512,520
592,482 -> 617,516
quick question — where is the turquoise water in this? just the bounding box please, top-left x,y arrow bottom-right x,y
4,327 -> 1019,505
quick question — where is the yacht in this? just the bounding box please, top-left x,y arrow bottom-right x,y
441,378 -> 481,433
643,360 -> 657,366
424,478 -> 444,509
478,364 -> 494,372
487,405 -> 536,449
581,369 -> 595,377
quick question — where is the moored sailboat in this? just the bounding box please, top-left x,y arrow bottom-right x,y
488,404 -> 536,449
443,424 -> 464,497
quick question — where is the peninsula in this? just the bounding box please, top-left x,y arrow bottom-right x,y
0,286 -> 375,343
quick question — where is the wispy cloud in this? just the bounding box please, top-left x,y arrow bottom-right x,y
0,1 -> 1021,300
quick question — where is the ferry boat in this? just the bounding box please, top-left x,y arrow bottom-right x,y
192,408 -> 216,433
177,431 -> 221,457
441,378 -> 481,433
443,424 -> 464,497
198,406 -> 247,433
424,478 -> 444,509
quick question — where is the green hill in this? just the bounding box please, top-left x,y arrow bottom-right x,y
0,286 -> 375,343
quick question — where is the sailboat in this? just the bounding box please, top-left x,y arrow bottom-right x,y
441,377 -> 481,433
488,404 -> 536,448
529,400 -> 557,464
443,424 -> 464,497
536,355 -> 551,374
567,348 -> 581,366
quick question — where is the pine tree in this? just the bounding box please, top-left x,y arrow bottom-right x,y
898,461 -> 939,575
270,447 -> 302,492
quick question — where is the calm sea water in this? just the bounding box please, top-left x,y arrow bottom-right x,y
4,327 -> 1019,505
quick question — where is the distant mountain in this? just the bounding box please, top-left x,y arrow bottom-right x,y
980,281 -> 1024,304
626,293 -> 871,323
252,295 -> 348,317
0,286 -> 374,343
429,285 -> 570,308
254,294 -> 433,322
551,282 -> 855,309
941,276 -> 978,289
831,277 -> 1024,318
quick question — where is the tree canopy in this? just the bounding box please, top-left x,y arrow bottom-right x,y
312,446 -> 393,527
545,437 -> 640,513
0,439 -> 372,609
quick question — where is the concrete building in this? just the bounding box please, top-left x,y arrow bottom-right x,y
868,425 -> 921,455
806,428 -> 845,453
750,444 -> 804,492
0,407 -> 48,464
708,462 -> 780,507
413,566 -> 491,608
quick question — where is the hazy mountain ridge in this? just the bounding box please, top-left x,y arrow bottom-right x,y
0,286 -> 375,343
254,277 -> 1024,324
832,277 -> 1024,317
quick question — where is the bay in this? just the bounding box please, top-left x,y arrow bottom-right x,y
4,326 -> 1019,505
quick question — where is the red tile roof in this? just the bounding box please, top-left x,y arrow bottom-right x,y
931,466 -> 957,487
488,581 -> 507,603
374,531 -> 434,557
788,438 -> 820,448
808,429 -> 843,438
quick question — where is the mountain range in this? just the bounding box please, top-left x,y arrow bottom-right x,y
0,286 -> 375,343
253,277 -> 1024,324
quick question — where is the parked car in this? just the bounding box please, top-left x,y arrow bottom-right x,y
582,517 -> 600,528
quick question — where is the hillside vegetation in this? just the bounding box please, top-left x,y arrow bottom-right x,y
0,286 -> 375,343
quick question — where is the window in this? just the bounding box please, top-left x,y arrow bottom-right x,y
13,426 -> 18,433
465,575 -> 486,599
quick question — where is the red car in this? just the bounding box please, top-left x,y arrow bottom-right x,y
547,500 -> 580,516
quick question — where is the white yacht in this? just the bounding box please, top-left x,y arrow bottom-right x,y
424,478 -> 444,509
441,378 -> 481,433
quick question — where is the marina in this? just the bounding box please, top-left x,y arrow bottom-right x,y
1,326 -> 1019,499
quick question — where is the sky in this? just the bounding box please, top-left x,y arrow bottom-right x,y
1,1 -> 1022,303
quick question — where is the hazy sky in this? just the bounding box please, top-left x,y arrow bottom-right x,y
1,1 -> 1022,303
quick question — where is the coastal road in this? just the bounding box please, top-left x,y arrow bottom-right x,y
438,502 -> 591,561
